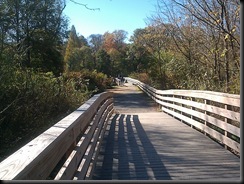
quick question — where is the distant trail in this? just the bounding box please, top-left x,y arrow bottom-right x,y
107,81 -> 158,113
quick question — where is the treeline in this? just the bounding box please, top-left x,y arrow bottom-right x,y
64,26 -> 129,77
62,0 -> 240,93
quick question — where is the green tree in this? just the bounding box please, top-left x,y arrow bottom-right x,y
127,31 -> 152,73
64,25 -> 81,72
79,46 -> 94,70
129,25 -> 174,89
96,49 -> 112,76
87,34 -> 103,69
0,0 -> 68,75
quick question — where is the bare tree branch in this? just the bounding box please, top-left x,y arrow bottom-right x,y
69,0 -> 100,11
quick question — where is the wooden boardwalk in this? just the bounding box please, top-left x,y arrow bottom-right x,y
91,82 -> 240,180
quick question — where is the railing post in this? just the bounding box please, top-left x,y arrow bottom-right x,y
158,93 -> 162,111
190,97 -> 195,128
172,95 -> 175,118
181,96 -> 183,123
224,104 -> 228,150
204,99 -> 209,136
158,103 -> 162,111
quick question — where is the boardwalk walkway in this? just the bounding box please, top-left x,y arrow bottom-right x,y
91,82 -> 240,180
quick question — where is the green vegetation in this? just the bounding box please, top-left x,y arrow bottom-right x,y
0,0 -> 240,161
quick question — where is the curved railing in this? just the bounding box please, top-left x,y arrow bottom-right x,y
126,77 -> 240,154
0,92 -> 114,180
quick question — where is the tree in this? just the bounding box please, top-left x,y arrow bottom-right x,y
113,30 -> 128,50
88,34 -> 103,53
96,49 -> 112,76
79,46 -> 93,70
151,0 -> 240,93
0,0 -> 68,75
128,29 -> 152,73
129,25 -> 174,89
102,31 -> 116,52
101,30 -> 128,76
79,35 -> 88,47
64,25 -> 81,72
87,34 -> 103,69
170,0 -> 240,92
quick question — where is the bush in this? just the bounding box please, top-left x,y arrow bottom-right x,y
0,65 -> 114,161
129,72 -> 152,85
65,69 -> 114,94
0,67 -> 89,161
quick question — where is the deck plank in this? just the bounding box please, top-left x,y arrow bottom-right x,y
91,113 -> 240,180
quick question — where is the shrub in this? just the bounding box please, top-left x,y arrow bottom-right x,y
0,64 -> 114,161
129,72 -> 152,85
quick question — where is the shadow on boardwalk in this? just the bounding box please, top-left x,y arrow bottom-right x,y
92,114 -> 171,180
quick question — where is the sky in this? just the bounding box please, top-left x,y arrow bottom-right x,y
63,0 -> 158,41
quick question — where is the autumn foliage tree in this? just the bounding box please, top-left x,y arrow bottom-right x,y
136,0 -> 241,93
101,30 -> 128,76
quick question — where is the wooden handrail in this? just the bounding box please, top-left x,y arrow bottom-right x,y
0,78 -> 240,180
0,92 -> 114,180
126,77 -> 240,154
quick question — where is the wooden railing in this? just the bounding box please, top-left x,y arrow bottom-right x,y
0,92 -> 114,180
126,77 -> 240,154
0,78 -> 240,180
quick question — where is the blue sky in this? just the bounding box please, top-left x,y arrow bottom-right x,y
63,0 -> 158,40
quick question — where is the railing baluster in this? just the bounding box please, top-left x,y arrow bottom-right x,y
224,104 -> 228,150
204,99 -> 209,136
